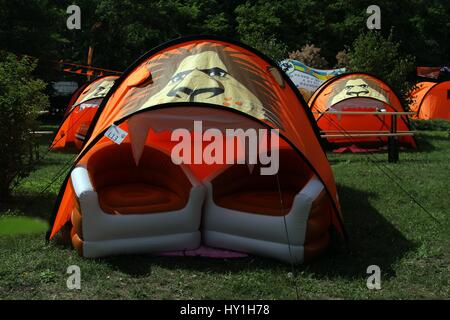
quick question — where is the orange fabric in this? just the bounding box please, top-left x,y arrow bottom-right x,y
71,229 -> 84,257
51,178 -> 76,240
71,206 -> 83,238
410,81 -> 450,120
140,129 -> 245,181
140,127 -> 292,181
318,100 -> 416,147
99,183 -> 185,214
212,149 -> 313,216
304,190 -> 332,243
49,37 -> 343,240
88,143 -> 191,214
303,233 -> 330,263
409,82 -> 435,118
86,142 -> 192,194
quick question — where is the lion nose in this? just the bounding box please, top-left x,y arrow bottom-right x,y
169,69 -> 224,101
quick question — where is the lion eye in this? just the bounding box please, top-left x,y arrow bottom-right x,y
203,67 -> 228,78
171,73 -> 187,83
210,70 -> 225,77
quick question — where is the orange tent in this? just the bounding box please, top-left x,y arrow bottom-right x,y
47,36 -> 345,264
309,73 -> 416,148
50,75 -> 119,151
410,81 -> 450,120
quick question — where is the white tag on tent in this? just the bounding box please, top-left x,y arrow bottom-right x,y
104,124 -> 128,144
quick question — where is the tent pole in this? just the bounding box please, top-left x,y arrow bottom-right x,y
388,114 -> 399,163
87,46 -> 94,81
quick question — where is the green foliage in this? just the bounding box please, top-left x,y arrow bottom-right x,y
1,0 -> 449,70
240,32 -> 288,62
0,52 -> 49,198
91,0 -> 201,69
235,1 -> 282,38
54,0 -> 238,70
346,31 -> 416,105
0,0 -> 63,58
288,44 -> 329,68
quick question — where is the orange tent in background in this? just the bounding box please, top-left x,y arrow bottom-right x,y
410,81 -> 450,120
47,36 -> 346,264
50,75 -> 119,151
309,73 -> 416,149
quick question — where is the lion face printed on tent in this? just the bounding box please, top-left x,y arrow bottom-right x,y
141,51 -> 265,120
330,78 -> 388,106
78,78 -> 116,105
119,43 -> 284,128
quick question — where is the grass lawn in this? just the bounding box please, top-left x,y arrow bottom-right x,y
0,123 -> 449,299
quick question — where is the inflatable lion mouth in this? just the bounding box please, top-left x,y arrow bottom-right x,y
48,37 -> 346,264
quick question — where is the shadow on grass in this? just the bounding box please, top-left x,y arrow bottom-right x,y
0,192 -> 56,220
2,164 -> 414,281
304,184 -> 415,279
99,184 -> 414,280
101,254 -> 283,278
408,133 -> 444,153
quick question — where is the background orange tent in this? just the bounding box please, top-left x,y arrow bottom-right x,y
47,36 -> 346,263
50,75 -> 119,151
410,81 -> 450,120
309,73 -> 416,149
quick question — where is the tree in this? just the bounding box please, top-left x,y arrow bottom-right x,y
335,49 -> 349,68
288,44 -> 329,68
0,0 -> 64,59
346,31 -> 416,104
0,52 -> 49,198
87,0 -> 239,70
240,32 -> 288,62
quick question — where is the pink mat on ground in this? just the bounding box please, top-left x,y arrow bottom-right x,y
158,245 -> 248,258
333,144 -> 383,153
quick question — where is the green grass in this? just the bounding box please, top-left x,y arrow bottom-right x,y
0,126 -> 449,299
